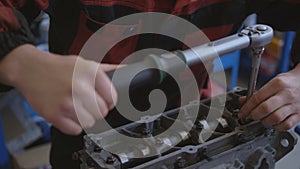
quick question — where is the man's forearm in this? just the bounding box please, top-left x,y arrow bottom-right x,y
0,44 -> 57,89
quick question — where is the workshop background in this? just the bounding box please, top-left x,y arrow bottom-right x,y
0,13 -> 300,169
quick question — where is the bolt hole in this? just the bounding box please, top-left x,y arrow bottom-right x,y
258,158 -> 269,169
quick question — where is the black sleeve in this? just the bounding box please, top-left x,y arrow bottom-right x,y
257,0 -> 300,31
246,0 -> 300,66
0,8 -> 35,59
0,7 -> 35,91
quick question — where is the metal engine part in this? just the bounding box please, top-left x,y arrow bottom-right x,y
78,88 -> 297,169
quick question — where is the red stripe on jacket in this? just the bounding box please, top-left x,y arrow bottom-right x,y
0,7 -> 19,32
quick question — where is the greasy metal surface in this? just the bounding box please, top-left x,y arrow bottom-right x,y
80,88 -> 297,169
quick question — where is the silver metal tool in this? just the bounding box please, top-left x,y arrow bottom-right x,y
247,47 -> 265,99
108,24 -> 273,93
181,25 -> 273,67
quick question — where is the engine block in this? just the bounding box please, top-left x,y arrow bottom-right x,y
79,88 -> 297,169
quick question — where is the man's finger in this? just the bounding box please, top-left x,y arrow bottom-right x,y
95,92 -> 109,118
95,68 -> 118,110
101,64 -> 126,72
261,104 -> 294,126
238,96 -> 246,104
54,117 -> 83,135
250,94 -> 285,120
239,79 -> 282,118
83,91 -> 109,119
74,103 -> 96,129
273,113 -> 300,131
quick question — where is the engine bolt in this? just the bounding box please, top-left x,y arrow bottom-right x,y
156,138 -> 164,145
106,156 -> 116,164
176,157 -> 186,168
196,121 -> 204,130
94,146 -> 102,152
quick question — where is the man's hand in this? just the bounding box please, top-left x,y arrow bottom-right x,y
239,63 -> 300,131
0,44 -> 117,135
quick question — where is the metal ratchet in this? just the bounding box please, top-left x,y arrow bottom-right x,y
247,47 -> 265,99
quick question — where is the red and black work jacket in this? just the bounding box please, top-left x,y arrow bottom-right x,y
1,0 -> 300,103
1,0 -> 300,59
